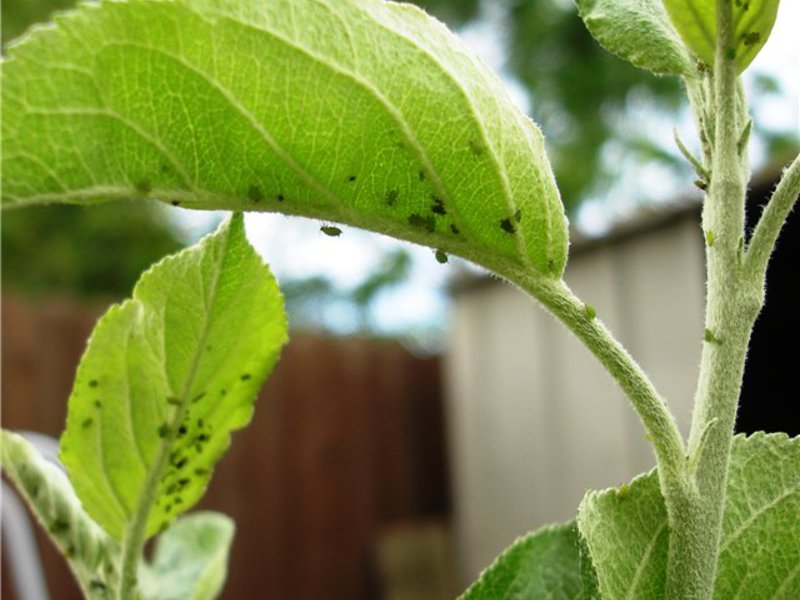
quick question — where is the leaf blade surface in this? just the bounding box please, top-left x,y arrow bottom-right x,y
1,0 -> 567,276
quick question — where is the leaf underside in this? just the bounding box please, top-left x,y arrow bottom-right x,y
578,433 -> 800,599
138,511 -> 234,600
60,214 -> 287,541
1,0 -> 568,277
576,0 -> 696,76
662,0 -> 780,71
0,430 -> 120,598
460,521 -> 585,600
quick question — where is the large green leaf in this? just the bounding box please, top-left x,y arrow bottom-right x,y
662,0 -> 780,72
139,512 -> 234,600
0,429 -> 120,598
576,0 -> 695,76
578,433 -> 800,599
1,0 -> 567,277
60,213 -> 287,542
460,522 -> 585,600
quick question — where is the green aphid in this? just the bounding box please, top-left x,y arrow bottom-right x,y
435,249 -> 448,264
321,225 -> 343,237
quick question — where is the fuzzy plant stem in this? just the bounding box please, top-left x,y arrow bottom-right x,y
665,2 -> 775,597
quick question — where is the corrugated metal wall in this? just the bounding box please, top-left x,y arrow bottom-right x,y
445,210 -> 706,584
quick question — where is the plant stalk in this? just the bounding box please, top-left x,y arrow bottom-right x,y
665,3 -> 763,597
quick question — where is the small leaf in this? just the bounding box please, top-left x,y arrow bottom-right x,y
662,0 -> 781,72
578,433 -> 800,598
1,0 -> 568,278
60,214 -> 287,542
460,522 -> 585,599
138,512 -> 234,600
576,0 -> 695,76
0,429 -> 120,598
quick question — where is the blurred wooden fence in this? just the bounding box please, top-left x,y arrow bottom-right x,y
1,294 -> 449,600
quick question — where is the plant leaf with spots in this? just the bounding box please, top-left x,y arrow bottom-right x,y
576,0 -> 695,76
138,512 -> 234,600
662,0 -> 780,72
60,214 -> 287,542
460,522 -> 586,600
1,0 -> 567,278
578,433 -> 800,599
0,429 -> 120,599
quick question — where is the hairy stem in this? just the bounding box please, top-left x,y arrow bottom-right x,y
746,153 -> 800,281
499,272 -> 689,505
666,3 -> 764,598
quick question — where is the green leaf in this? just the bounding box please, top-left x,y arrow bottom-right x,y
575,0 -> 695,76
1,0 -> 568,278
460,522 -> 585,600
60,213 -> 287,542
662,0 -> 781,72
138,512 -> 234,600
578,433 -> 800,599
0,429 -> 120,598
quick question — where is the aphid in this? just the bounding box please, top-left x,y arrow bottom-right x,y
408,213 -> 435,233
515,209 -> 522,223
89,379 -> 99,388
741,31 -> 760,46
584,304 -> 597,320
705,230 -> 715,247
468,139 -> 485,156
418,170 -> 426,181
435,249 -> 448,264
385,190 -> 399,206
241,373 -> 252,381
321,225 -> 343,237
617,483 -> 631,500
178,477 -> 191,487
89,580 -> 107,591
157,424 -> 170,438
248,185 -> 263,203
135,179 -> 152,194
347,175 -> 357,182
276,194 -> 285,202
167,396 -> 181,406
499,218 -> 516,234
177,425 -> 187,437
49,520 -> 69,534
694,179 -> 708,191
450,224 -> 460,235
431,196 -> 446,215
191,391 -> 206,403
81,418 -> 93,429
194,468 -> 209,476
704,328 -> 720,344
94,400 -> 102,409
174,457 -> 188,469
171,201 -> 181,207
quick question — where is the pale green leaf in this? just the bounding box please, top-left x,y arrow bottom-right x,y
460,522 -> 585,600
1,0 -> 567,277
60,213 -> 287,542
0,429 -> 120,598
662,0 -> 781,72
578,433 -> 800,599
575,0 -> 695,76
138,512 -> 234,600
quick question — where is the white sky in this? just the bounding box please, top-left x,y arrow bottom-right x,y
175,2 -> 799,337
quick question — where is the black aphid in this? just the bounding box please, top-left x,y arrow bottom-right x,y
81,418 -> 93,429
167,396 -> 181,406
450,224 -> 460,235
89,379 -> 99,388
241,373 -> 252,381
515,209 -> 522,223
500,218 -> 516,234
171,201 -> 181,207
419,170 -> 426,181
192,391 -> 206,403
435,249 -> 448,264
157,424 -> 170,438
347,175 -> 357,182
178,425 -> 187,437
277,194 -> 285,202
